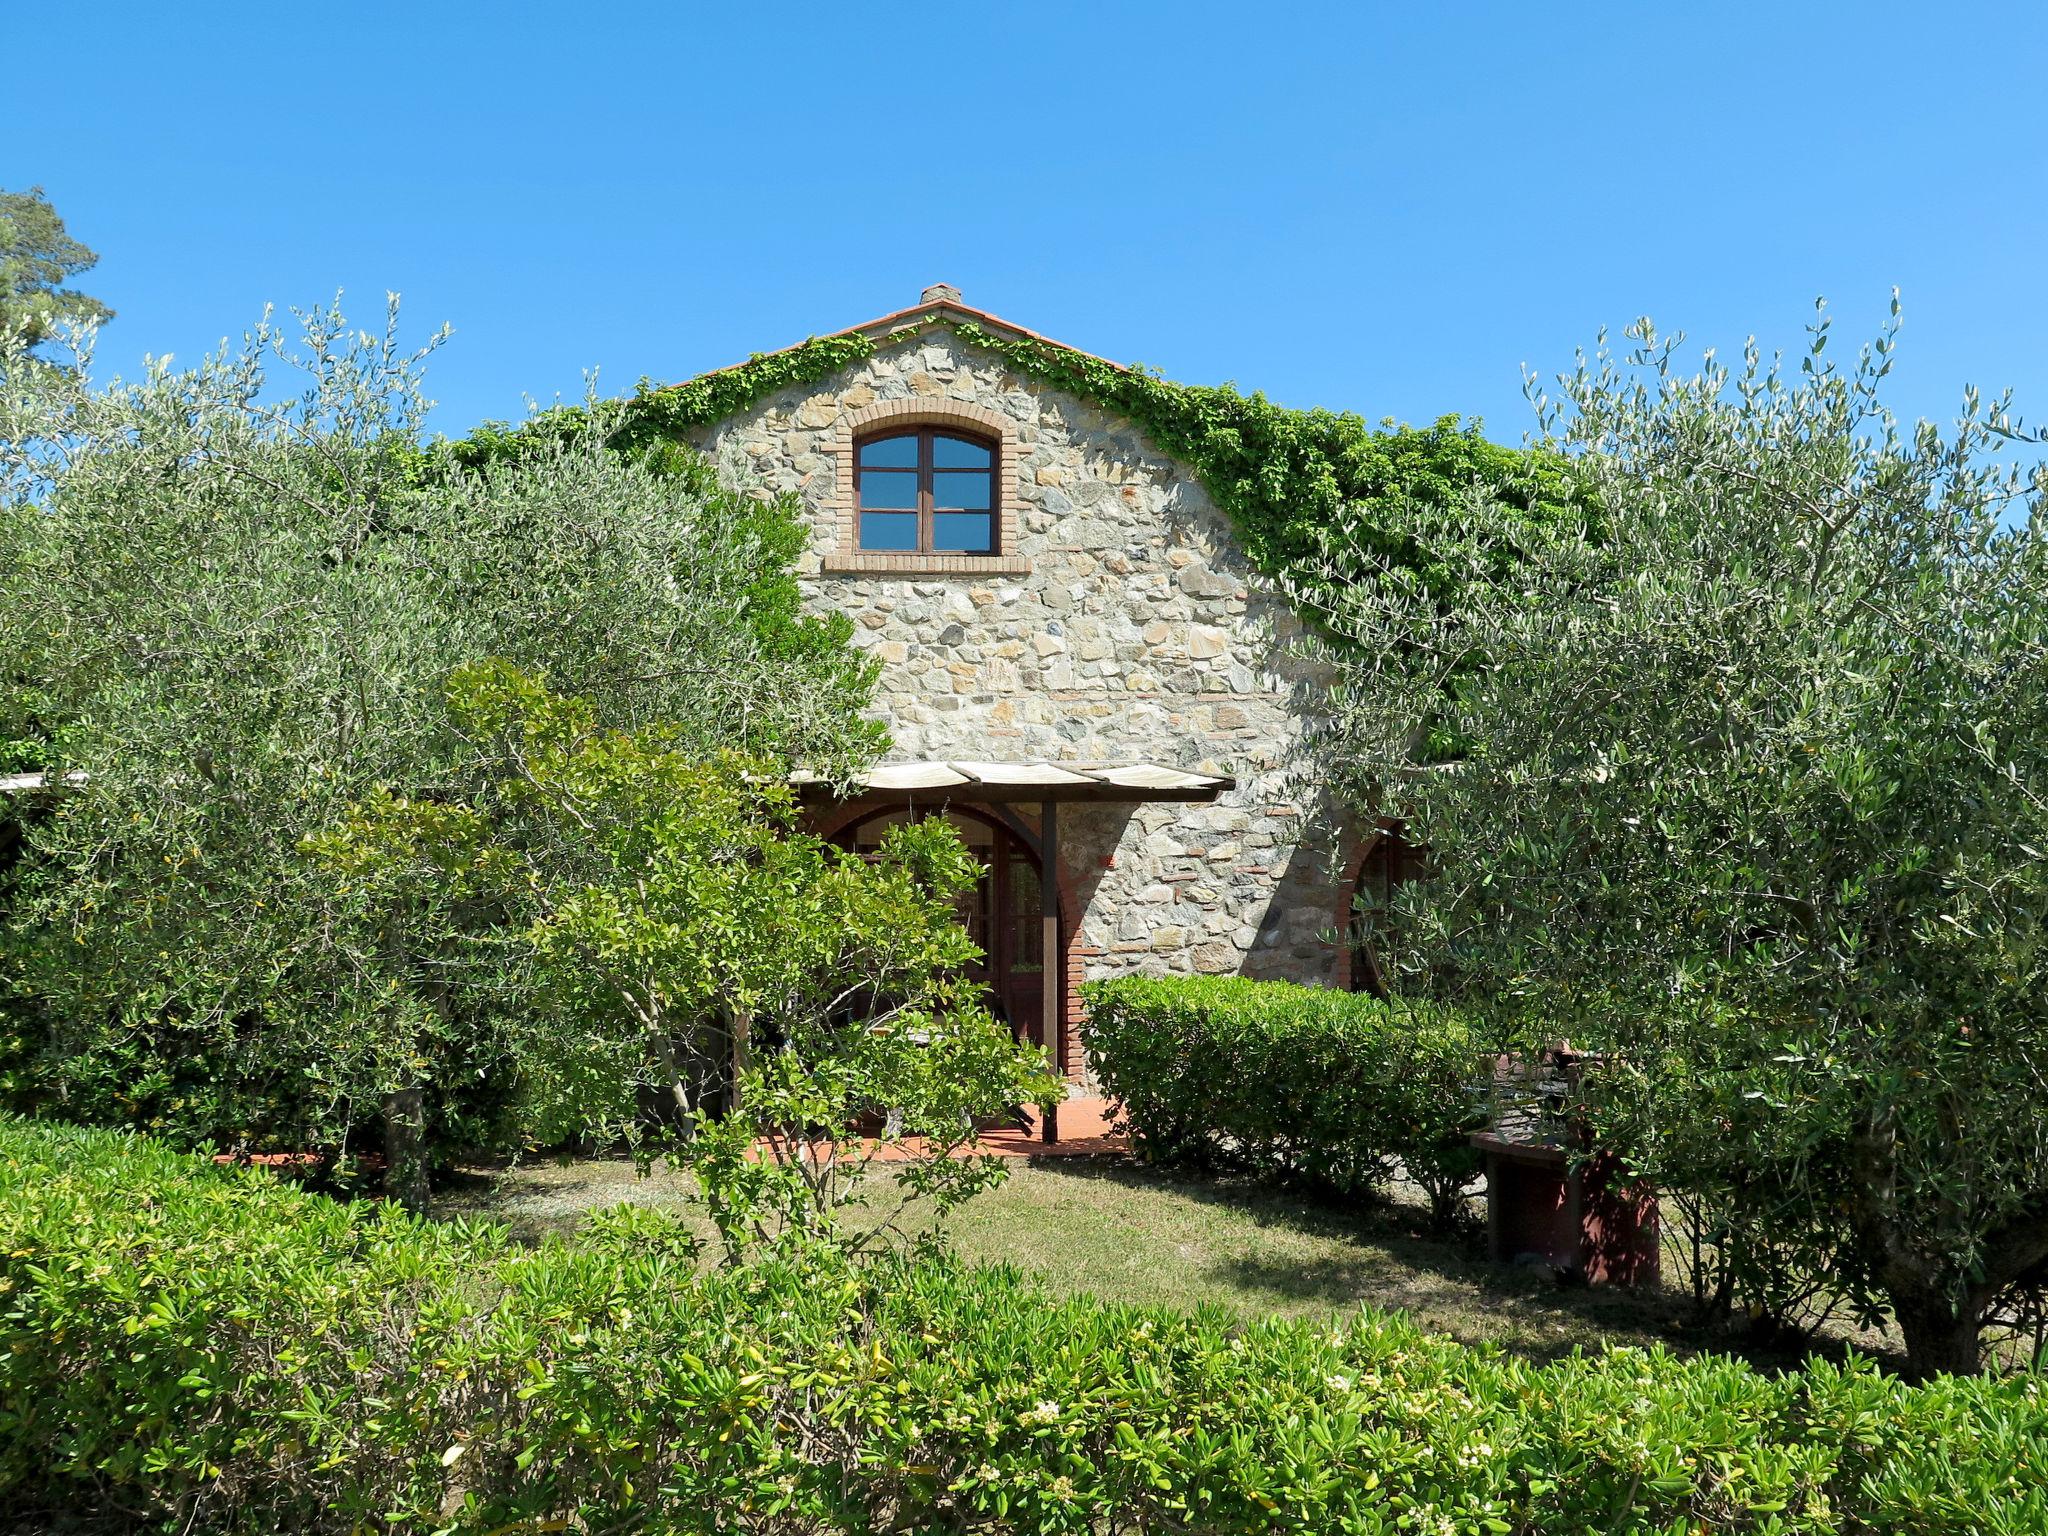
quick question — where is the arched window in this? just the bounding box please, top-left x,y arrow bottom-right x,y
856,427 -> 998,555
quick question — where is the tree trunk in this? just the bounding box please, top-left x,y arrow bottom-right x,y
728,1006 -> 753,1115
1892,1287 -> 1983,1378
383,1086 -> 430,1213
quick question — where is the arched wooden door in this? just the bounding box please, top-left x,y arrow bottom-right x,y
838,808 -> 1048,1045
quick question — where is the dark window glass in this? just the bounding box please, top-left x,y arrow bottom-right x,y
858,473 -> 918,510
1009,856 -> 1043,973
933,511 -> 994,552
859,511 -> 919,551
851,427 -> 1001,555
858,434 -> 918,468
1349,827 -> 1418,999
933,434 -> 992,469
932,470 -> 991,510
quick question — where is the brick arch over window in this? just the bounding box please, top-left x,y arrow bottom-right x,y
820,398 -> 1030,576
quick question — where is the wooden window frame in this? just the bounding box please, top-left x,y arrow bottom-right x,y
854,427 -> 1000,557
820,399 -> 1031,576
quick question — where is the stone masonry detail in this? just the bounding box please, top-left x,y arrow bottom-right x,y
691,325 -> 1344,989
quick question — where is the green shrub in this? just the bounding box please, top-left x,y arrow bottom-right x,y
2,1117 -> 2045,1534
1082,975 -> 1488,1224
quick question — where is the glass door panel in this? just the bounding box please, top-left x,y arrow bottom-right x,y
839,810 -> 1047,1045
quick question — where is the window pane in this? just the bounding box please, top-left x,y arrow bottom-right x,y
932,470 -> 992,510
945,813 -> 997,849
858,434 -> 918,468
933,435 -> 992,469
933,511 -> 993,553
1009,856 -> 1043,973
960,867 -> 990,955
852,810 -> 914,851
859,511 -> 918,551
859,471 -> 917,510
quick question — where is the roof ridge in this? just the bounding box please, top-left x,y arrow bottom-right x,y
656,287 -> 1128,399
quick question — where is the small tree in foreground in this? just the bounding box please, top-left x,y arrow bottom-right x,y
317,664 -> 1062,1257
1314,299 -> 2048,1375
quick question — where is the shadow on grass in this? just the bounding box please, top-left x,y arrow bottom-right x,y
431,1158 -> 701,1245
435,1164 -> 618,1207
430,1146 -> 1909,1375
1021,1155 -> 1902,1373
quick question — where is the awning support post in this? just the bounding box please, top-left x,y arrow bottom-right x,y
1041,794 -> 1061,1145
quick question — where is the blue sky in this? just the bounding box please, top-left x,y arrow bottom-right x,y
17,2 -> 2048,445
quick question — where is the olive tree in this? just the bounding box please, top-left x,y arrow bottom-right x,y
1311,299 -> 2048,1376
0,302 -> 879,1200
315,663 -> 1062,1254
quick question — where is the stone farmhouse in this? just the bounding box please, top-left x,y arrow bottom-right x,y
681,287 -> 1404,1092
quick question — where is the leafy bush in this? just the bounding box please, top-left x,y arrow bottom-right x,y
1082,975 -> 1488,1226
5,1118 -> 2046,1534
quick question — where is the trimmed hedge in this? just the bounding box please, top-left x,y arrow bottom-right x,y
1082,975 -> 1488,1222
3,1118 -> 2047,1534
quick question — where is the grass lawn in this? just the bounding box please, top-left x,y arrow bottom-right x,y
436,1149 -> 1905,1369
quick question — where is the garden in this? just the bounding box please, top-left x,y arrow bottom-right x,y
3,289 -> 2047,1533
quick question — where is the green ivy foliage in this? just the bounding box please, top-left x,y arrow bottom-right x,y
947,320 -> 1594,605
1083,975 -> 1487,1228
414,332 -> 879,478
439,314 -> 1593,613
619,331 -> 879,450
7,1117 -> 2046,1535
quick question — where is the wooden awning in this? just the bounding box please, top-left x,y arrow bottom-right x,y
791,759 -> 1233,804
0,764 -> 1236,806
0,770 -> 84,796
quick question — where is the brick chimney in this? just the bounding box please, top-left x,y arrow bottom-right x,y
920,282 -> 962,305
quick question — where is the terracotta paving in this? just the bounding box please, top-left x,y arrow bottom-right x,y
851,1095 -> 1126,1162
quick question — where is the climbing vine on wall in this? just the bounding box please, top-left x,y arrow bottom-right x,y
436,313 -> 1595,613
615,332 -> 879,454
423,331 -> 878,473
948,320 -> 1593,602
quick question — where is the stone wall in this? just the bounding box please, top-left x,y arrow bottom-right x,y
691,324 -> 1351,1055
